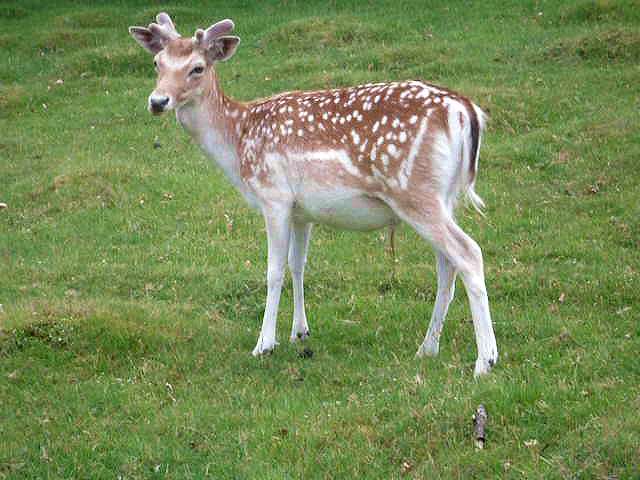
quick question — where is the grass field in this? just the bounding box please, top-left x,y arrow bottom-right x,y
1,0 -> 639,478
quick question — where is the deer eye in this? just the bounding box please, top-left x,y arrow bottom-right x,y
153,60 -> 158,70
190,65 -> 205,76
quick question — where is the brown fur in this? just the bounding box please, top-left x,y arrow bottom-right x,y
165,38 -> 195,57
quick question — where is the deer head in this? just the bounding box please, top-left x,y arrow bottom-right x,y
129,13 -> 240,115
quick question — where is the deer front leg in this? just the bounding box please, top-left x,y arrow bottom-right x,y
288,222 -> 312,342
252,205 -> 291,356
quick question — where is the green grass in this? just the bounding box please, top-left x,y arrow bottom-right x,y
1,0 -> 639,478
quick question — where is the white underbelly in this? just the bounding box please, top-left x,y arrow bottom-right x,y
293,192 -> 398,231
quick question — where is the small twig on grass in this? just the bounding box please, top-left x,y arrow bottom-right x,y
473,404 -> 488,450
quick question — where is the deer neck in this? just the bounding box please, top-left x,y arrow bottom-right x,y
176,69 -> 248,195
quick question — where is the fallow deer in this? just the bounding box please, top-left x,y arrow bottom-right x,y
129,13 -> 498,375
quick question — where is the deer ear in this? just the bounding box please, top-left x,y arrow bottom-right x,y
129,26 -> 164,54
203,19 -> 235,43
194,19 -> 239,63
207,36 -> 240,62
129,12 -> 180,55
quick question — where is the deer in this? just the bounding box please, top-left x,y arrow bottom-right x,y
129,13 -> 498,376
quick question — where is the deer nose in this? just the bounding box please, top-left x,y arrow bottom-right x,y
149,95 -> 170,113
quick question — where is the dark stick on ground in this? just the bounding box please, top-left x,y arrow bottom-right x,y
473,404 -> 488,450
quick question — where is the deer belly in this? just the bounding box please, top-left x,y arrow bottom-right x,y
295,193 -> 398,231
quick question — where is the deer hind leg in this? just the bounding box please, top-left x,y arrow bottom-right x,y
288,222 -> 313,342
393,203 -> 498,375
416,252 -> 456,357
252,205 -> 291,356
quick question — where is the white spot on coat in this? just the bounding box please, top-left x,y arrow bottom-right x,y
398,117 -> 428,189
387,144 -> 400,158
